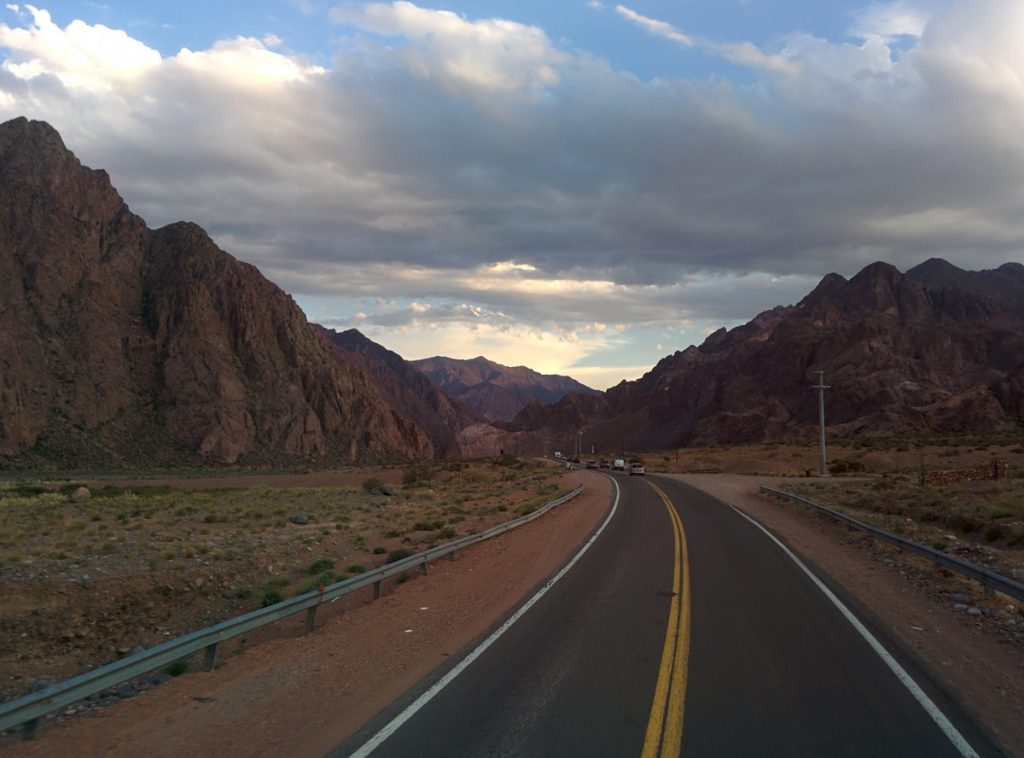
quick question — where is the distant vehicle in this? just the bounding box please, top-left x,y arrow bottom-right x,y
629,462 -> 645,476
585,460 -> 598,469
613,458 -> 626,471
554,451 -> 563,459
599,459 -> 610,468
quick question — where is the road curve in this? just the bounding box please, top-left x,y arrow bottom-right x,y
334,474 -> 1002,757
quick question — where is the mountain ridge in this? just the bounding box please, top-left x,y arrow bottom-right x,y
509,259 -> 1024,452
0,116 -> 433,466
410,355 -> 598,422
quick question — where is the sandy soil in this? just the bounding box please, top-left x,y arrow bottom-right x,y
5,470 -> 613,757
674,473 -> 1024,757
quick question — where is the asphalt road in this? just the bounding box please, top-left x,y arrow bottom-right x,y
335,474 -> 1001,758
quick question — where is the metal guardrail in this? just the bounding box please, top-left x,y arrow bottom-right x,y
760,486 -> 1024,602
0,484 -> 584,737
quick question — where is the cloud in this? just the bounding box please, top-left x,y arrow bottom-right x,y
850,2 -> 929,42
0,5 -> 159,88
614,5 -> 692,47
614,4 -> 798,74
329,1 -> 565,97
2,1 -> 1024,383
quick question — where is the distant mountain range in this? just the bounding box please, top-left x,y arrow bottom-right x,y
410,355 -> 598,422
508,259 -> 1024,451
2,116 -> 1021,467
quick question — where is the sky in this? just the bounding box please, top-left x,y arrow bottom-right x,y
1,1 -> 1023,389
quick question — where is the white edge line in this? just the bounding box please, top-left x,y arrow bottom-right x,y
347,476 -> 621,758
727,504 -> 980,758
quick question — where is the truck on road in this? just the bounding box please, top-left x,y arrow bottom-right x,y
613,457 -> 626,471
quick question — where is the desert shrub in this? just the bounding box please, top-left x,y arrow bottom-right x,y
361,477 -> 383,493
946,509 -> 984,534
347,564 -> 367,574
439,525 -> 457,539
829,458 -> 866,474
984,526 -> 1004,543
261,590 -> 284,607
387,548 -> 413,563
308,557 -> 335,574
372,546 -> 386,554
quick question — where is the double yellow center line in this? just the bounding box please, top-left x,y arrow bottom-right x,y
641,480 -> 692,758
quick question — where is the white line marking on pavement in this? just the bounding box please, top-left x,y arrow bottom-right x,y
728,505 -> 980,758
347,477 -> 621,758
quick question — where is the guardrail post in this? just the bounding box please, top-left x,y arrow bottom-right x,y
421,561 -> 428,576
448,550 -> 455,561
373,580 -> 382,600
22,716 -> 39,741
22,679 -> 52,740
204,642 -> 219,671
305,607 -> 317,634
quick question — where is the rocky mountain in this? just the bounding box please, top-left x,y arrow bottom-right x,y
0,116 -> 433,467
410,355 -> 598,422
510,260 -> 1024,451
318,327 -> 479,458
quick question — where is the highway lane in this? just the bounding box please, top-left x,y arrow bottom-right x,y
336,473 -> 1001,757
657,476 -> 995,757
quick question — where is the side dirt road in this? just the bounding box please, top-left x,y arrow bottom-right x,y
674,473 -> 1024,758
4,469 -> 613,758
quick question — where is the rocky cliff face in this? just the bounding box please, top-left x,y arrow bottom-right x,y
0,117 -> 431,466
411,355 -> 598,422
319,327 -> 479,458
510,260 -> 1024,451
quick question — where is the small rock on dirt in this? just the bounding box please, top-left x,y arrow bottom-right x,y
967,607 -> 983,617
114,683 -> 136,699
291,514 -> 310,525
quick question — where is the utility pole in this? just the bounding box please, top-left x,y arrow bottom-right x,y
812,370 -> 830,476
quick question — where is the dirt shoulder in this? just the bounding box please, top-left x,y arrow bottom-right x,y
5,469 -> 613,758
673,473 -> 1024,757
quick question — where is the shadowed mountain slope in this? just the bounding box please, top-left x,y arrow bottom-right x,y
318,327 -> 480,458
0,117 -> 432,467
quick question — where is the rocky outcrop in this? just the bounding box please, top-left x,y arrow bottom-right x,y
0,117 -> 431,466
411,355 -> 598,422
510,259 -> 1024,451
